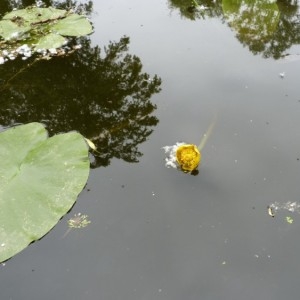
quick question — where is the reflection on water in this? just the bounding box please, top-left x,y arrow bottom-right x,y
0,0 -> 93,15
168,0 -> 223,19
222,0 -> 280,53
168,0 -> 300,58
0,36 -> 162,168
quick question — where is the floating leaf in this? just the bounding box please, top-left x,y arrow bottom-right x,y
286,216 -> 293,224
35,33 -> 67,50
3,7 -> 67,24
0,19 -> 30,40
0,7 -> 93,61
0,123 -> 90,262
52,14 -> 93,37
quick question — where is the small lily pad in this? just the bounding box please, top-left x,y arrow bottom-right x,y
52,14 -> 93,37
0,19 -> 30,40
35,33 -> 67,50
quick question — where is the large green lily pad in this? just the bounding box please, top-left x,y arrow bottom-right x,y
0,123 -> 90,262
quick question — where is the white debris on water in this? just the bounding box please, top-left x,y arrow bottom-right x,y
0,42 -> 83,64
73,44 -> 82,50
268,201 -> 300,215
35,0 -> 44,7
0,7 -> 88,64
16,44 -> 32,57
48,48 -> 57,55
162,142 -> 184,169
279,72 -> 285,78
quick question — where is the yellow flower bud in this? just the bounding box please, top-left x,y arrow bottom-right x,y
176,144 -> 201,172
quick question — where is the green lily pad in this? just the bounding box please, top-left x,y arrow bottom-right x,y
0,19 -> 30,40
35,33 -> 67,50
52,14 -> 93,37
0,123 -> 90,262
0,7 -> 93,58
3,7 -> 67,24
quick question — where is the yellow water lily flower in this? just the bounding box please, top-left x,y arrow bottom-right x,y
162,114 -> 217,174
176,144 -> 201,172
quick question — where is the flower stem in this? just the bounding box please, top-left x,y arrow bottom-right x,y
198,113 -> 217,151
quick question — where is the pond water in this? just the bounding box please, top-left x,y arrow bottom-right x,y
1,0 -> 300,299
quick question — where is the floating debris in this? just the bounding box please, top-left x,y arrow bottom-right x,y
268,201 -> 300,221
68,213 -> 91,229
84,138 -> 97,152
35,0 -> 44,7
162,142 -> 184,170
279,72 -> 285,78
269,201 -> 300,214
60,213 -> 91,239
267,205 -> 275,217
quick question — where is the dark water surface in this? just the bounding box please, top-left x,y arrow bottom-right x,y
1,0 -> 300,299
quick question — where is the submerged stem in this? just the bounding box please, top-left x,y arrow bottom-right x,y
0,59 -> 38,92
60,227 -> 72,240
198,113 -> 217,151
191,0 -> 199,7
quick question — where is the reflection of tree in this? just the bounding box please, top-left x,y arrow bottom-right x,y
168,0 -> 300,59
168,0 -> 223,20
263,0 -> 300,58
0,36 -> 162,168
0,0 -> 92,16
222,0 -> 281,56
